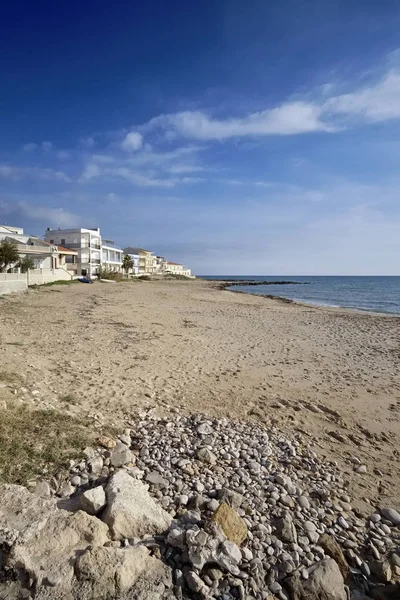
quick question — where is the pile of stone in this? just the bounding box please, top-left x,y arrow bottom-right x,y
1,411 -> 400,600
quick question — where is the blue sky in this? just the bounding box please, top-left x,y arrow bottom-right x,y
2,0 -> 400,274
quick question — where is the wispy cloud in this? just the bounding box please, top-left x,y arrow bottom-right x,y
0,164 -> 71,182
121,131 -> 143,151
142,68 -> 400,141
79,136 -> 96,149
23,143 -> 38,151
0,200 -> 80,228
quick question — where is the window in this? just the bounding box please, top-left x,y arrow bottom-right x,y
61,239 -> 65,245
81,269 -> 87,276
50,240 -> 54,244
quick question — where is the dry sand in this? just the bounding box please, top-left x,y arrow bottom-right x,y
1,279 -> 399,509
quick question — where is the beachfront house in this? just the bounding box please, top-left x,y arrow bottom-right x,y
122,247 -> 140,276
123,247 -> 157,275
161,260 -> 193,278
101,239 -> 123,273
0,225 -> 78,280
45,227 -> 102,278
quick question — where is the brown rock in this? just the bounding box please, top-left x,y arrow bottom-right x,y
319,533 -> 350,579
98,436 -> 116,449
211,502 -> 247,546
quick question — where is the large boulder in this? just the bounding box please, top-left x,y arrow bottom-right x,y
102,470 -> 172,540
74,545 -> 149,598
287,558 -> 347,600
8,509 -> 109,591
211,502 -> 247,546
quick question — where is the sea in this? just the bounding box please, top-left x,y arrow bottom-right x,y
200,276 -> 400,315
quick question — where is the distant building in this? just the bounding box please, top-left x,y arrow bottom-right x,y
161,260 -> 193,278
123,247 -> 157,275
102,239 -> 123,273
0,225 -> 24,235
45,227 -> 102,278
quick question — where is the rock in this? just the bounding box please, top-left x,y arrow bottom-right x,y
186,570 -> 205,592
146,471 -> 168,488
318,534 -> 350,579
369,559 -> 392,583
102,470 -> 172,540
355,465 -> 367,474
275,512 -> 297,544
74,545 -> 150,597
34,480 -> 51,498
87,456 -> 103,474
80,486 -> 106,515
287,558 -> 347,600
8,507 -> 109,592
110,442 -> 134,467
197,447 -> 217,464
197,423 -> 214,436
370,584 -> 400,600
380,508 -> 400,526
211,502 -> 247,546
98,436 -> 116,449
218,488 -> 244,509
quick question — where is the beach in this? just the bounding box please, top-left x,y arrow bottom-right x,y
1,278 -> 399,509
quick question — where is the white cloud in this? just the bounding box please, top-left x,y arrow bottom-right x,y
23,143 -> 38,151
0,200 -> 80,228
41,141 -> 53,151
0,164 -> 71,182
147,102 -> 331,140
323,70 -> 400,122
79,136 -> 96,149
108,167 -> 175,188
80,163 -> 101,180
121,131 -> 143,151
56,151 -> 70,160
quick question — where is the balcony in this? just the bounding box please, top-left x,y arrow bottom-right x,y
91,259 -> 101,265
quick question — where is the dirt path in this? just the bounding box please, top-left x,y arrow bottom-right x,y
1,279 -> 399,509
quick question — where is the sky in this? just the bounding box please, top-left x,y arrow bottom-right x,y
1,1 -> 400,275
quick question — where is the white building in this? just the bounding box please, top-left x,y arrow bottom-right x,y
45,227 -> 102,278
102,239 -> 123,272
161,261 -> 193,278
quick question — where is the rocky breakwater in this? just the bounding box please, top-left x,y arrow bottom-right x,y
1,413 -> 400,600
217,280 -> 309,290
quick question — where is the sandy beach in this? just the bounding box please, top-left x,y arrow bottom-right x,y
1,279 -> 399,509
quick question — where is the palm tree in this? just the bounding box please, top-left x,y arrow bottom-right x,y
122,254 -> 134,275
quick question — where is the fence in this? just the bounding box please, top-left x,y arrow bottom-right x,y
0,268 -> 73,295
0,273 -> 28,295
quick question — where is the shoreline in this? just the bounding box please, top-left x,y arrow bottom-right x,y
1,278 -> 400,510
216,281 -> 400,318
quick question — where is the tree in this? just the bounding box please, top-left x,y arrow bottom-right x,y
0,239 -> 20,273
18,256 -> 35,273
122,254 -> 134,274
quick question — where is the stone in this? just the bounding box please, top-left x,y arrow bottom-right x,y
369,559 -> 392,583
8,507 -> 109,592
298,496 -> 310,510
186,570 -> 205,592
355,465 -> 367,474
218,488 -> 244,509
274,512 -> 297,544
74,545 -> 149,597
197,447 -> 217,464
34,480 -> 51,498
102,470 -> 172,540
87,456 -> 103,475
110,442 -> 134,467
370,584 -> 400,600
287,558 -> 347,600
221,540 -> 242,564
146,471 -> 168,488
80,486 -> 106,515
98,436 -> 116,449
318,534 -> 350,579
197,423 -> 214,436
211,503 -> 248,546
380,508 -> 400,526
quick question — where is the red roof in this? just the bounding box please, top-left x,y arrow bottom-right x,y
57,245 -> 78,254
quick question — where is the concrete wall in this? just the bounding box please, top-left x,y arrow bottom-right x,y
27,268 -> 73,285
0,273 -> 28,295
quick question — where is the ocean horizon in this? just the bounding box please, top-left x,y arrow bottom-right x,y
199,275 -> 400,315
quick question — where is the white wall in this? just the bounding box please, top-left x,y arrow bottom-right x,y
27,268 -> 73,285
0,273 -> 28,295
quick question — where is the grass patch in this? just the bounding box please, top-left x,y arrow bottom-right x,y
59,393 -> 78,405
0,370 -> 22,384
164,273 -> 192,280
0,405 -> 93,485
29,279 -> 79,289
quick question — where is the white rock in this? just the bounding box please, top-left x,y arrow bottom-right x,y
80,486 -> 106,515
102,470 -> 172,540
380,507 -> 400,526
